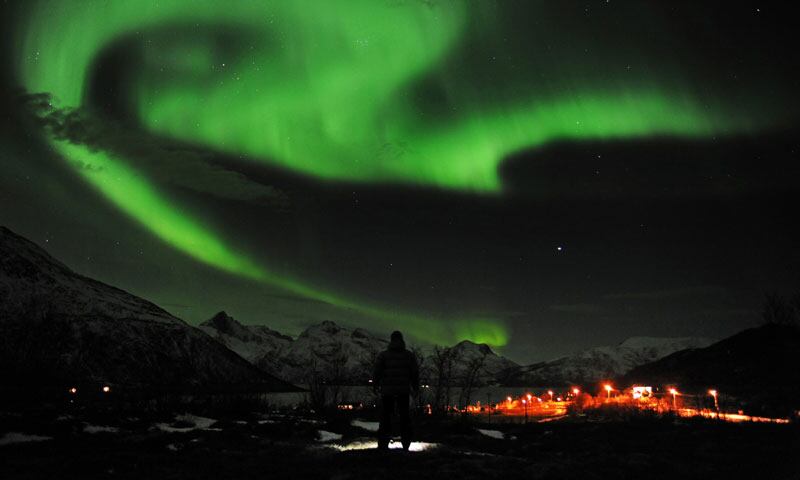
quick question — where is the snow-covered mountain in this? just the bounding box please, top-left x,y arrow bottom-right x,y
199,313 -> 388,384
447,340 -> 520,382
0,226 -> 296,392
505,336 -> 715,386
198,313 -> 521,385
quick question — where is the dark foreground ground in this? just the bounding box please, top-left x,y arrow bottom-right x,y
1,407 -> 798,480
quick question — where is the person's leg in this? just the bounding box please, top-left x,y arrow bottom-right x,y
377,394 -> 395,450
399,393 -> 412,450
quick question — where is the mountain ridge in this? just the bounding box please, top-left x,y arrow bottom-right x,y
0,226 -> 297,393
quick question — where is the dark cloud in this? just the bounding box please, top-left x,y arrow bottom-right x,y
18,91 -> 289,209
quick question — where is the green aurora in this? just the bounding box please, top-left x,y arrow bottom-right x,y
10,1 -> 777,346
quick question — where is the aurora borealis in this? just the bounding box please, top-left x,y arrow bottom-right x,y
1,1 -> 798,360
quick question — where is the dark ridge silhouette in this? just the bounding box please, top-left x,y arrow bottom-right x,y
0,226 -> 299,396
624,323 -> 800,415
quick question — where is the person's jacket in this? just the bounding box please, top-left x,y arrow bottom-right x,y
373,338 -> 420,396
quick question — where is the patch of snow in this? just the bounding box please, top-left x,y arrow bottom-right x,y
327,439 -> 436,452
317,430 -> 343,442
477,428 -> 504,440
297,418 -> 324,425
351,419 -> 379,432
154,414 -> 218,433
166,443 -> 179,451
83,424 -> 119,434
0,432 -> 52,446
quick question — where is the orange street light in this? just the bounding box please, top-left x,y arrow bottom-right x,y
709,389 -> 719,411
604,384 -> 613,399
522,398 -> 528,422
668,388 -> 678,410
68,387 -> 77,394
102,385 -> 111,393
572,388 -> 580,396
547,390 -> 554,401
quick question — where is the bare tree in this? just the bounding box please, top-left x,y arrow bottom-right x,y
304,341 -> 349,412
304,358 -> 327,413
430,346 -> 459,415
459,351 -> 487,410
408,345 -> 427,408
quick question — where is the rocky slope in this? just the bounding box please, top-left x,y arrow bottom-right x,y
0,226 -> 296,393
503,336 -> 714,387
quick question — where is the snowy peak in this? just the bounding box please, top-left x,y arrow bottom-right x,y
199,318 -> 522,386
200,311 -> 253,339
452,340 -> 495,357
618,336 -> 714,350
507,335 -> 715,387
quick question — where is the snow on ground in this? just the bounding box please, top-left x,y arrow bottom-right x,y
326,439 -> 437,452
477,428 -> 505,440
316,430 -> 343,442
154,414 -> 218,432
0,432 -> 52,446
351,419 -> 379,432
83,424 -> 120,434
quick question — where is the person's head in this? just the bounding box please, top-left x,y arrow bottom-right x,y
390,331 -> 403,343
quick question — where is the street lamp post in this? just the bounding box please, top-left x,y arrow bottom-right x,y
709,389 -> 719,415
604,384 -> 612,399
669,388 -> 678,411
522,399 -> 528,423
547,390 -> 554,401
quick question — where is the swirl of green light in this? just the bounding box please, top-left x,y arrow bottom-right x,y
12,1 -> 764,346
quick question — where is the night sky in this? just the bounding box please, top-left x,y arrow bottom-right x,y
1,1 -> 798,363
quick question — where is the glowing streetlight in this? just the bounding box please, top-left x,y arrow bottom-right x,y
604,384 -> 613,399
522,398 -> 528,422
572,387 -> 580,396
102,385 -> 111,393
547,390 -> 554,401
668,388 -> 678,410
709,389 -> 719,411
68,387 -> 77,394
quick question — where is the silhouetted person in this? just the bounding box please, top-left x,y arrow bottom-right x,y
373,330 -> 419,450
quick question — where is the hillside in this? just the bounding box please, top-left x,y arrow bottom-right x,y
624,323 -> 800,414
0,226 -> 297,394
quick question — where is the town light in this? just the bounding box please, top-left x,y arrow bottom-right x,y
604,384 -> 613,398
547,390 -> 554,401
669,388 -> 678,410
102,386 -> 111,393
68,387 -> 77,394
506,396 -> 512,403
709,389 -> 719,411
572,388 -> 580,396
